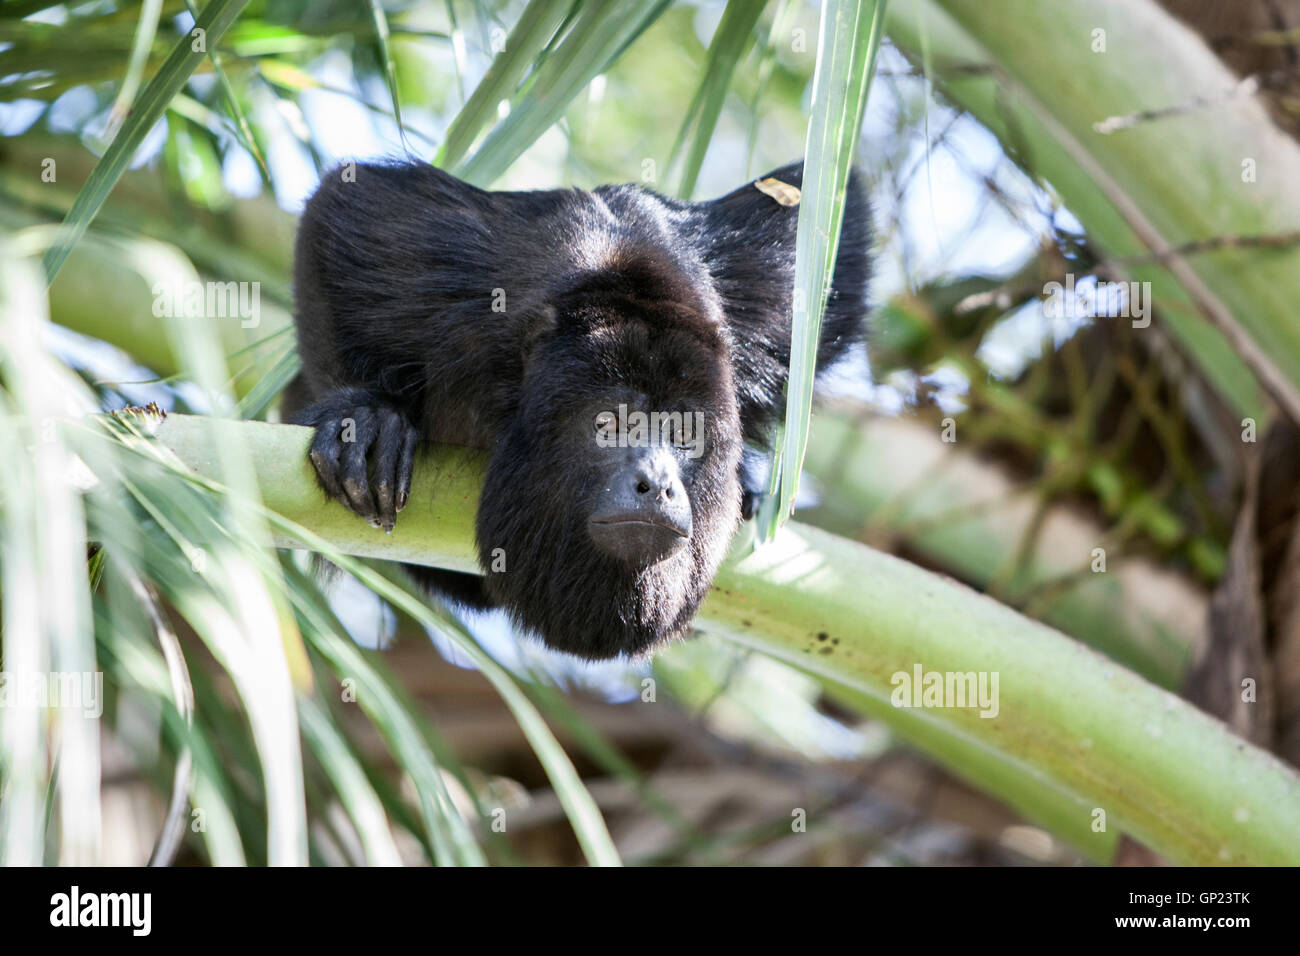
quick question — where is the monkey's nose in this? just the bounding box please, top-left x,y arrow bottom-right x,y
632,455 -> 679,500
589,446 -> 692,565
633,473 -> 674,499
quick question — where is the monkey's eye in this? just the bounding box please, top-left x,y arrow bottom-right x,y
593,410 -> 618,437
667,417 -> 699,450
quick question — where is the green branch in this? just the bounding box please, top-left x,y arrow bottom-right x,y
155,413 -> 1300,864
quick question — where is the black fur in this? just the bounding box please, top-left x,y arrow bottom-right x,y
285,160 -> 870,659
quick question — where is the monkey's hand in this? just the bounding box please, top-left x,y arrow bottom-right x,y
293,389 -> 420,533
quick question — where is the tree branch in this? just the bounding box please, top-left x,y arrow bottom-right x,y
154,412 -> 1300,864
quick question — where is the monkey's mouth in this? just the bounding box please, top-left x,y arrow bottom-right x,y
591,515 -> 689,535
588,513 -> 691,565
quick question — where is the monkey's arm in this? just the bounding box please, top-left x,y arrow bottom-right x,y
289,162 -> 516,529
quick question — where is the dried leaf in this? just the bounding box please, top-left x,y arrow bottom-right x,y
754,177 -> 801,207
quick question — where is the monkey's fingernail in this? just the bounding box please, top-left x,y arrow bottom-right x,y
369,519 -> 382,530
396,492 -> 408,511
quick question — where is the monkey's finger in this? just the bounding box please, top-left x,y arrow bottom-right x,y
372,409 -> 405,532
339,408 -> 381,525
395,424 -> 418,513
308,419 -> 347,502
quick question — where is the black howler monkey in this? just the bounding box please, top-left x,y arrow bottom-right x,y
284,160 -> 870,659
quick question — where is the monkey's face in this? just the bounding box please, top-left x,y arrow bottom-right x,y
476,312 -> 742,659
583,393 -> 712,566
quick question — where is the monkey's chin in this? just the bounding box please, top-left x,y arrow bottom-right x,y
587,518 -> 690,566
482,531 -> 712,661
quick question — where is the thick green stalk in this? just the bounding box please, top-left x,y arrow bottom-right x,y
802,413 -> 1206,688
153,413 -> 1300,864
